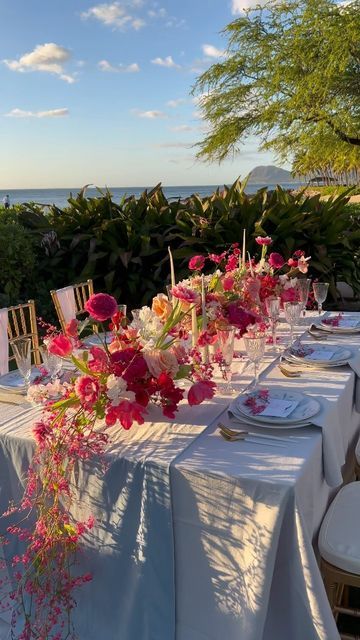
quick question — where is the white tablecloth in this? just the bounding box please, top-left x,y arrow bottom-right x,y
0,313 -> 359,640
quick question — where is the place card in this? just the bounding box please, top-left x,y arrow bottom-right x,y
306,349 -> 336,361
259,398 -> 299,418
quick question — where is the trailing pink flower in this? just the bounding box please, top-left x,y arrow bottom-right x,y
171,284 -> 199,304
85,293 -> 117,322
188,255 -> 205,271
268,252 -> 285,269
74,375 -> 100,408
255,236 -> 272,246
48,334 -> 73,358
188,380 -> 216,406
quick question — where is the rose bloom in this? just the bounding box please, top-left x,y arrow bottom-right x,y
85,293 -> 117,322
144,349 -> 179,378
171,284 -> 199,305
188,255 -> 205,271
255,236 -> 272,246
48,334 -> 73,358
268,252 -> 285,269
152,293 -> 173,322
74,375 -> 100,408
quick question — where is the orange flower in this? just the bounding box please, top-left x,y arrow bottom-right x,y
152,293 -> 173,322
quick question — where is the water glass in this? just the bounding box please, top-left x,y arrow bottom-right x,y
40,344 -> 63,382
217,328 -> 235,394
11,338 -> 32,390
117,304 -> 127,317
243,335 -> 266,389
284,301 -> 302,346
296,278 -> 311,319
313,282 -> 329,315
265,296 -> 281,351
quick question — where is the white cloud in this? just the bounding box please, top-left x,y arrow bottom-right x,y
167,98 -> 186,108
231,0 -> 260,13
98,59 -> 140,72
202,44 -> 225,58
151,56 -> 181,69
3,43 -> 75,83
136,110 -> 167,119
170,124 -> 193,132
81,2 -> 146,30
5,108 -> 69,118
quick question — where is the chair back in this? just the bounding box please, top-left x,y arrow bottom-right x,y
7,300 -> 41,367
51,280 -> 94,332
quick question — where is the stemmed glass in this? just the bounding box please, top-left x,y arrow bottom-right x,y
243,334 -> 266,390
265,296 -> 281,352
313,282 -> 329,315
217,327 -> 236,394
40,344 -> 63,382
284,301 -> 302,347
11,338 -> 32,391
296,278 -> 311,320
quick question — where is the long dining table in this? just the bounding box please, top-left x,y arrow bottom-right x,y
0,313 -> 359,640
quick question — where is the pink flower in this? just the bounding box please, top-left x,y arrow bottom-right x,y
88,346 -> 109,373
209,252 -> 226,264
268,252 -> 285,269
143,349 -> 179,378
74,375 -> 100,408
197,330 -> 218,347
226,254 -> 238,271
293,249 -> 305,258
85,293 -> 117,322
188,255 -> 205,271
188,380 -> 216,406
298,255 -> 310,273
171,284 -> 198,304
281,287 -> 298,303
105,399 -> 146,430
287,258 -> 298,268
48,334 -> 73,358
223,275 -> 234,291
227,302 -> 257,335
255,236 -> 272,246
65,318 -> 79,338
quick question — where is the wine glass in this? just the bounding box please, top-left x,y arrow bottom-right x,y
40,344 -> 63,382
265,296 -> 281,352
11,337 -> 32,391
313,282 -> 329,315
243,335 -> 266,389
284,301 -> 302,346
296,278 -> 311,320
217,328 -> 235,394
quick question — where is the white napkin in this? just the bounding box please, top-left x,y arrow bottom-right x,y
0,308 -> 9,376
55,286 -> 76,324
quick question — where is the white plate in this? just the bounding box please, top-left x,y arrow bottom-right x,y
233,388 -> 320,425
320,317 -> 360,333
83,332 -> 109,347
285,345 -> 352,367
0,367 -> 40,393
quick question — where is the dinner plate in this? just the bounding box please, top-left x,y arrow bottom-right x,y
233,388 -> 321,425
0,367 -> 41,393
320,316 -> 360,334
285,344 -> 352,367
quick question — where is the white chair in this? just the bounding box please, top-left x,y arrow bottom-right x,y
51,280 -> 94,332
319,482 -> 360,639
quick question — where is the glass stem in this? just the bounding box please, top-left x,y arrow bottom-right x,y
272,321 -> 277,347
254,361 -> 258,387
318,303 -> 322,316
290,324 -> 294,346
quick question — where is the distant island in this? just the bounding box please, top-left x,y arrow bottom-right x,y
248,165 -> 298,184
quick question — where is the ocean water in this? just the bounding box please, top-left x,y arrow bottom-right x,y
0,183 -> 303,209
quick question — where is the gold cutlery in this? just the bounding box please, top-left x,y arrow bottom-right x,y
278,364 -> 302,378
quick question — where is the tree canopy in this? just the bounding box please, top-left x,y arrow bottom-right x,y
194,0 -> 360,168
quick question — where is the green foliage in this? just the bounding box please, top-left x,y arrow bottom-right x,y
0,222 -> 36,302
193,0 -> 360,164
1,181 -> 359,322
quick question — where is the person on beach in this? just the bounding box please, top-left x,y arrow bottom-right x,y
2,195 -> 10,209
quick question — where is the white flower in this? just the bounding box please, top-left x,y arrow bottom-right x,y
106,374 -> 135,406
279,275 -> 298,289
130,306 -> 164,345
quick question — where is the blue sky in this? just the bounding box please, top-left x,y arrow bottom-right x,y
0,0 -> 277,188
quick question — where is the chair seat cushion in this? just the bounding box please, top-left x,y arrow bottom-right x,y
356,436 -> 360,466
319,482 -> 360,575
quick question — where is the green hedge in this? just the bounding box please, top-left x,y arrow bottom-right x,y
1,180 -> 359,320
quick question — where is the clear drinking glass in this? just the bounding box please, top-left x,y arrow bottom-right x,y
217,328 -> 236,394
265,296 -> 281,351
313,282 -> 329,315
40,344 -> 62,382
243,335 -> 266,389
296,278 -> 311,320
11,337 -> 32,391
117,304 -> 127,317
284,301 -> 302,346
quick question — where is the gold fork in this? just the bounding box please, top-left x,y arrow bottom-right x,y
278,364 -> 301,378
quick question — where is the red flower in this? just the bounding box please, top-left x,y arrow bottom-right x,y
188,255 -> 205,271
88,346 -> 109,373
255,236 -> 272,246
287,258 -> 298,268
226,254 -> 238,271
74,375 -> 100,408
105,400 -> 146,430
268,252 -> 285,269
188,380 -> 216,406
85,293 -> 117,322
198,330 -> 218,347
293,249 -> 305,258
65,318 -> 79,338
48,334 -> 73,358
227,302 -> 257,335
223,275 -> 234,291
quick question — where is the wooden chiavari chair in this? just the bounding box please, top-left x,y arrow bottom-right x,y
51,279 -> 94,332
7,300 -> 41,367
